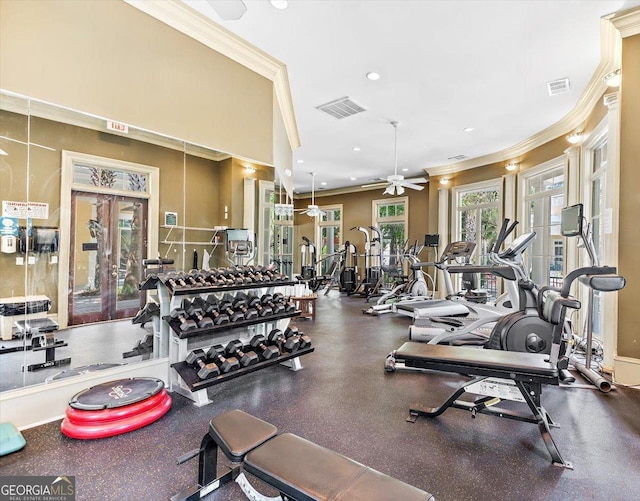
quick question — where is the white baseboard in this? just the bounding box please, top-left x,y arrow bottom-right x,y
614,355 -> 640,387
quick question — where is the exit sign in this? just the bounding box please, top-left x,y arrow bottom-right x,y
106,120 -> 129,133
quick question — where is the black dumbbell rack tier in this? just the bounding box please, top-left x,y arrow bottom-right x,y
162,310 -> 301,339
162,279 -> 297,296
171,346 -> 314,392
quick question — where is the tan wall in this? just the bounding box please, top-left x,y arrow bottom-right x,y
618,33 -> 640,359
294,188 -> 430,273
0,0 -> 273,165
0,111 -> 228,307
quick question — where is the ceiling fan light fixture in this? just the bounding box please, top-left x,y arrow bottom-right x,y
269,0 -> 289,10
384,185 -> 394,195
603,69 -> 621,87
396,185 -> 405,195
566,132 -> 584,144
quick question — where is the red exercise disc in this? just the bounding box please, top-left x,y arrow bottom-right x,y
65,389 -> 169,425
60,391 -> 172,440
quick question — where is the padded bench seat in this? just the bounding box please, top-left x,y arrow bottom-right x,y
396,341 -> 558,384
176,409 -> 434,501
244,433 -> 432,501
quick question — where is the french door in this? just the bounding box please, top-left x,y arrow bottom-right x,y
68,191 -> 147,325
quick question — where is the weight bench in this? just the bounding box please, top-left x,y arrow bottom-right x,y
395,341 -> 572,469
172,409 -> 434,501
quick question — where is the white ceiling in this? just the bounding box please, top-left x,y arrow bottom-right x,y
184,0 -> 625,194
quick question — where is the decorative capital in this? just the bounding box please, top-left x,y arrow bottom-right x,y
604,92 -> 619,110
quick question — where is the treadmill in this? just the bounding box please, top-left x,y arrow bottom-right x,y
393,241 -> 477,319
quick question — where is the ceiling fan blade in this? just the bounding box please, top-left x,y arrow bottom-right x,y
361,182 -> 389,188
207,0 -> 247,20
403,177 -> 428,184
399,182 -> 425,191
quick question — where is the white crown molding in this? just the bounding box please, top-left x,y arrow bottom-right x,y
424,17 -> 621,178
607,6 -> 640,38
124,0 -> 300,150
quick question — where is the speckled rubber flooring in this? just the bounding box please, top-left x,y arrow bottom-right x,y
1,293 -> 639,501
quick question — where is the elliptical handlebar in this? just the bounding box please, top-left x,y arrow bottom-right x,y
492,219 -> 518,254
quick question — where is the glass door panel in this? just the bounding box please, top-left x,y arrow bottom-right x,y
69,191 -> 146,325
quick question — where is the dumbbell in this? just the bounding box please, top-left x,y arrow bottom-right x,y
206,345 -> 240,373
169,308 -> 198,331
246,293 -> 272,317
261,294 -> 285,315
183,300 -> 214,329
165,272 -> 187,290
201,295 -> 230,325
215,295 -> 244,322
230,292 -> 259,320
224,340 -> 259,367
268,328 -> 299,353
284,325 -> 312,349
272,292 -> 296,313
249,335 -> 280,360
185,349 -> 220,380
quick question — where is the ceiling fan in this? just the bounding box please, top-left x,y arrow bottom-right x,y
361,121 -> 428,195
207,1 -> 289,21
298,172 -> 326,218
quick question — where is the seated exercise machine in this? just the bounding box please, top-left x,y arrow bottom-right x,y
297,236 -> 340,292
172,409 -> 434,501
226,228 -> 256,266
394,255 -> 621,469
349,226 -> 384,299
387,220 -> 574,368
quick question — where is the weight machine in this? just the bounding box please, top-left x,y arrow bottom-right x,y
226,229 -> 256,266
350,226 -> 384,299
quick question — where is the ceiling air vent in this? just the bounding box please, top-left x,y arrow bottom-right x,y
547,78 -> 570,96
316,96 -> 366,119
448,155 -> 467,161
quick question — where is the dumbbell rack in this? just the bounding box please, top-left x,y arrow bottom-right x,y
154,275 -> 311,406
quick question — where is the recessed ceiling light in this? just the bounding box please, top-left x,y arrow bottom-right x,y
297,159 -> 304,164
366,72 -> 380,81
269,0 -> 289,10
352,147 -> 361,151
402,168 -> 409,172
320,182 -> 327,186
463,127 -> 474,133
350,177 -> 356,181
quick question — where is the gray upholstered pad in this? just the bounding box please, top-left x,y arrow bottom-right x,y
209,409 -> 277,462
396,342 -> 557,379
244,433 -> 432,501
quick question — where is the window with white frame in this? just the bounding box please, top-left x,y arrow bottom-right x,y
373,197 -> 407,270
316,205 -> 342,275
584,131 -> 608,339
453,181 -> 501,297
519,159 -> 565,288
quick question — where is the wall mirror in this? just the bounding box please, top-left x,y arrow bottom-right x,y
0,89 -> 275,392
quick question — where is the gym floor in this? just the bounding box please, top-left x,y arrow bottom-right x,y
1,293 -> 639,500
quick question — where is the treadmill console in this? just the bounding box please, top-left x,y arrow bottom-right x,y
441,241 -> 476,262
